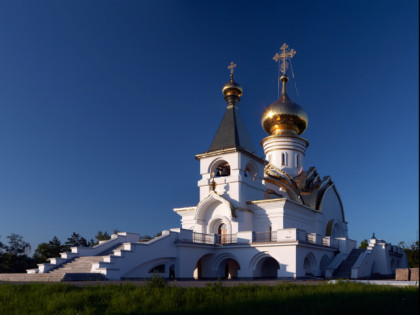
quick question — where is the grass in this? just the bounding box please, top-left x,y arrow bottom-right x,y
0,281 -> 418,314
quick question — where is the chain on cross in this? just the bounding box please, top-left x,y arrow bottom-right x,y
228,61 -> 237,79
273,43 -> 296,75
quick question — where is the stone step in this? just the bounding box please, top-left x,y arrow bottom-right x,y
47,256 -> 106,275
0,274 -> 64,282
0,272 -> 106,282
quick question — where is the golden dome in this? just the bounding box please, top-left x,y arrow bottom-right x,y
222,76 -> 243,98
261,75 -> 308,135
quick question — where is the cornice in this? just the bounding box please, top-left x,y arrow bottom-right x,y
173,207 -> 196,213
195,148 -> 267,164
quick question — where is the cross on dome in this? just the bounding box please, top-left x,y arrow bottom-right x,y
228,61 -> 237,79
273,43 -> 296,75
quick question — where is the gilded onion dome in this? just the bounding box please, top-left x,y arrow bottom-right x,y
261,74 -> 308,135
222,75 -> 243,100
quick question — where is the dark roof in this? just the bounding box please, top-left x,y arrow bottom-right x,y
208,105 -> 255,153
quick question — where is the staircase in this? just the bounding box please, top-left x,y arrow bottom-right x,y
47,256 -> 107,281
333,248 -> 365,279
0,256 -> 108,282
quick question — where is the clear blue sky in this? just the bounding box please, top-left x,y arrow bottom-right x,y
0,1 -> 418,252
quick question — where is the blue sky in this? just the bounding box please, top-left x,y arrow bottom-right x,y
0,1 -> 418,252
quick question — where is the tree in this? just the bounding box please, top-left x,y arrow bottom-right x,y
399,241 -> 419,268
95,231 -> 111,242
6,233 -> 31,256
0,234 -> 35,273
33,236 -> 65,264
64,232 -> 88,250
0,236 -> 6,254
359,239 -> 369,249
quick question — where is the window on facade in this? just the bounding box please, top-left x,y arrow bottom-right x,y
281,153 -> 286,166
296,154 -> 299,167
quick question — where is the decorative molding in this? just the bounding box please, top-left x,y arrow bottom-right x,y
264,163 -> 304,204
195,191 -> 237,220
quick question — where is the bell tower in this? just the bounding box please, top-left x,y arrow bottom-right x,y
196,62 -> 265,208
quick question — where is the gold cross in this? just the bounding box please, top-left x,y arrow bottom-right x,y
228,61 -> 237,78
273,43 -> 296,75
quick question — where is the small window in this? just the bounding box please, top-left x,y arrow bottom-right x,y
296,154 -> 299,167
281,153 -> 286,166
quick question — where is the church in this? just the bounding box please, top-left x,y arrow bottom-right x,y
22,44 -> 407,281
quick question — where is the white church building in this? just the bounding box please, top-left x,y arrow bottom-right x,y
23,45 -> 407,281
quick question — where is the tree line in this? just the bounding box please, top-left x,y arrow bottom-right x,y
0,230 -> 162,273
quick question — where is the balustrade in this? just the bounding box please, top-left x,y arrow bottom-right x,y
192,232 -> 215,244
192,232 -> 238,245
253,231 -> 277,243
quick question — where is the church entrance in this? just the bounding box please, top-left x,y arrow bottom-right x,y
304,253 -> 316,276
193,254 -> 213,280
221,259 -> 240,279
260,257 -> 280,278
218,223 -> 227,244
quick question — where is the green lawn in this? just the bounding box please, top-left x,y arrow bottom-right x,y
0,281 -> 418,314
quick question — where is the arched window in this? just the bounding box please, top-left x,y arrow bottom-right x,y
244,162 -> 258,181
281,153 -> 286,166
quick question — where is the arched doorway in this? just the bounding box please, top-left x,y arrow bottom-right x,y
260,257 -> 280,278
218,223 -> 227,244
217,258 -> 240,279
303,253 -> 316,276
194,254 -> 213,279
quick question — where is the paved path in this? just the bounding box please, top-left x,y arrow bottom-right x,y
2,279 -> 417,287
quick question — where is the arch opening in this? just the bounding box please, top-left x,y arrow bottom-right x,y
194,254 -> 213,280
260,257 -> 280,278
213,161 -> 230,177
244,161 -> 258,181
303,253 -> 316,277
217,258 -> 240,279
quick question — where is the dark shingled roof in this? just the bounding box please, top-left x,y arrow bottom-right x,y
208,105 -> 255,153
